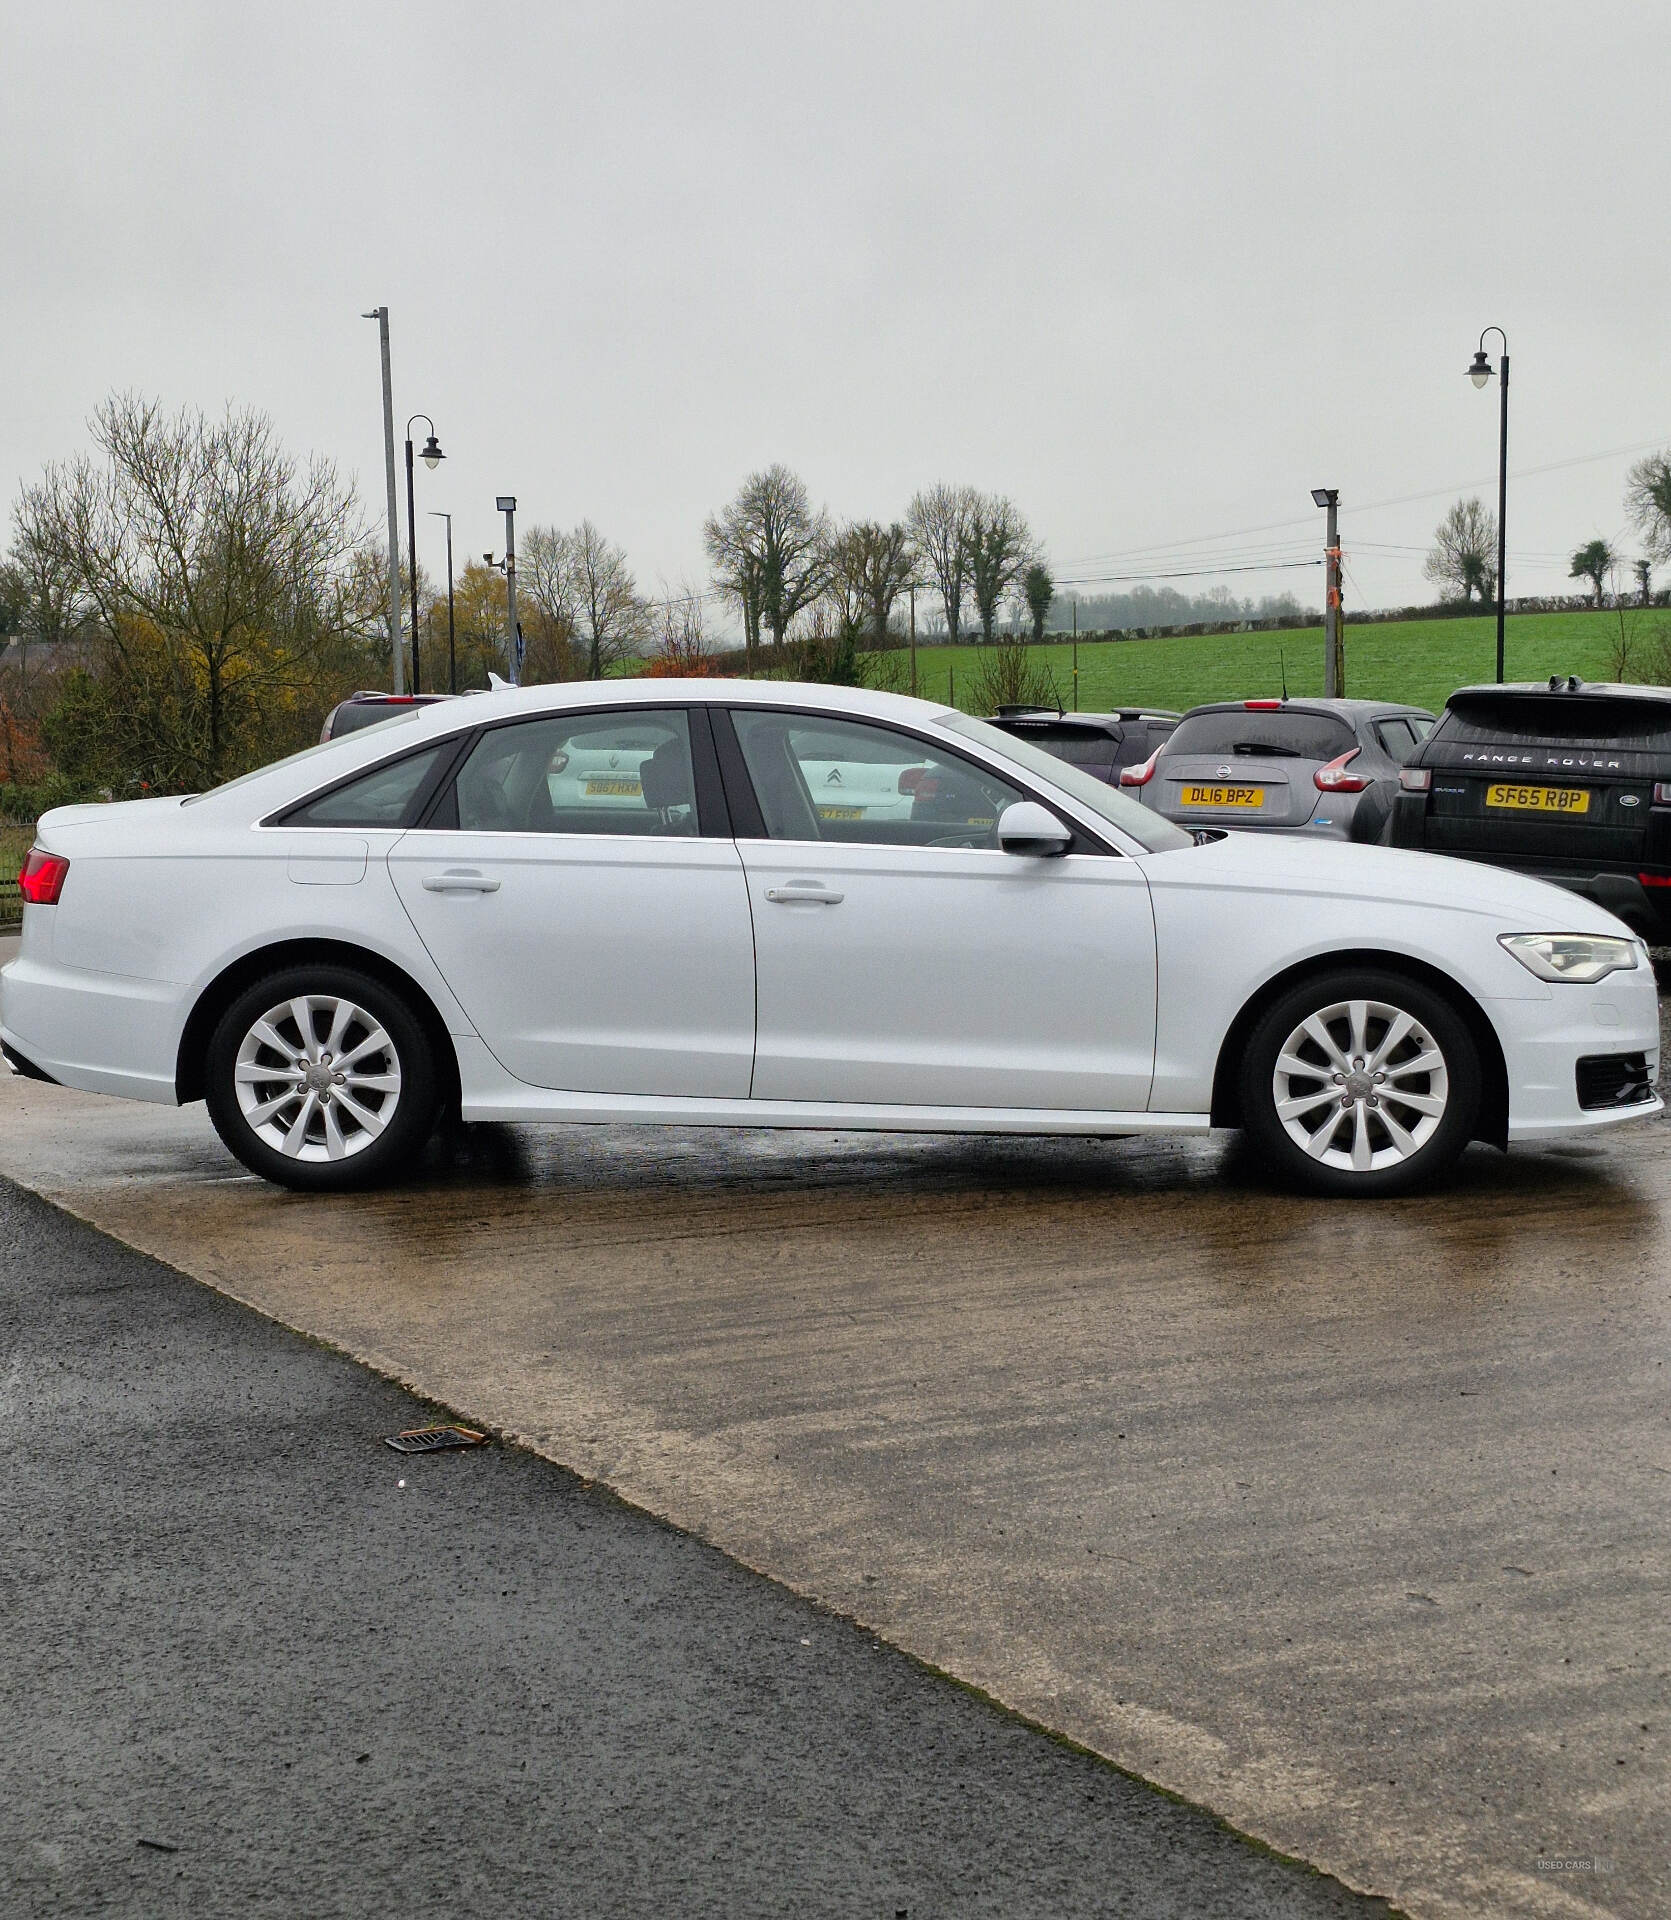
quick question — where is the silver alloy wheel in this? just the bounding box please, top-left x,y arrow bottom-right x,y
232,994 -> 403,1163
1270,997 -> 1449,1173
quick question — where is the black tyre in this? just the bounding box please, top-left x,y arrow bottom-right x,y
204,965 -> 442,1192
1238,968 -> 1481,1197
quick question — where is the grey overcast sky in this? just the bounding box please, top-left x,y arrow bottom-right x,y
4,0 -> 1668,621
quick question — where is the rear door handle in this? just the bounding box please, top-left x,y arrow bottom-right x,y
765,884 -> 844,905
422,870 -> 501,893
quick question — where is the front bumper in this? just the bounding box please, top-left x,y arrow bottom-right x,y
1492,966 -> 1663,1139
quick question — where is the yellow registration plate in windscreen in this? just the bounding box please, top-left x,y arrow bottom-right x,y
1484,783 -> 1590,814
585,777 -> 642,797
1180,785 -> 1264,809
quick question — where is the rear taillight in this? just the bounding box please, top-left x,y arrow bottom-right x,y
1639,872 -> 1671,889
1314,748 -> 1369,793
1243,698 -> 1283,710
18,849 -> 70,905
1398,767 -> 1432,793
1120,749 -> 1160,787
1654,783 -> 1671,806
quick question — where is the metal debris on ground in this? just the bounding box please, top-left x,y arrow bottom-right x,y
383,1424 -> 487,1454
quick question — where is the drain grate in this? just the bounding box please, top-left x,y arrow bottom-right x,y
384,1424 -> 487,1454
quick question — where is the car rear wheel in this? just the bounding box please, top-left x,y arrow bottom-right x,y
204,966 -> 441,1191
1238,969 -> 1481,1196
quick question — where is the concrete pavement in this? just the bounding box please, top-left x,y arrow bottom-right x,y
4,1176 -> 1389,1918
1,1057 -> 1667,1917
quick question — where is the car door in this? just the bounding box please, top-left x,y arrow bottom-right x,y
389,705 -> 756,1096
719,706 -> 1158,1112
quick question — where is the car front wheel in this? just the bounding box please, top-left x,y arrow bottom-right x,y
204,966 -> 441,1191
1238,969 -> 1481,1196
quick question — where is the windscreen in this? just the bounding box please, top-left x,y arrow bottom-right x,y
1164,709 -> 1356,761
1440,693 -> 1671,751
940,713 -> 1194,852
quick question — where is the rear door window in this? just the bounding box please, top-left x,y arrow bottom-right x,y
450,710 -> 700,836
1165,709 -> 1356,761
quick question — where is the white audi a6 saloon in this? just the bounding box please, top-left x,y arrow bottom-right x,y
3,679 -> 1661,1196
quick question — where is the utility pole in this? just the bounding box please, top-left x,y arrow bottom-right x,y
362,306 -> 404,693
909,586 -> 917,699
1072,600 -> 1079,711
428,511 -> 456,693
497,497 -> 519,685
1313,488 -> 1342,698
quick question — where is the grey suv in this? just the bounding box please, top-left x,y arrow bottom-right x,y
1122,697 -> 1434,842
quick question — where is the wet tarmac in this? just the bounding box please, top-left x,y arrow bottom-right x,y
2,944 -> 1669,1917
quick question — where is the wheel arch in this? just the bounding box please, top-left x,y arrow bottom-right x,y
1208,949 -> 1510,1149
176,938 -> 461,1113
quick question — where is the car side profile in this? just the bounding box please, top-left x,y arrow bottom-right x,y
3,680 -> 1660,1199
1123,697 -> 1434,843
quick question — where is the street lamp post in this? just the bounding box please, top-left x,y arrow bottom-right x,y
1468,328 -> 1510,684
427,511 -> 456,694
1312,488 -> 1342,697
404,416 -> 444,691
361,306 -> 405,693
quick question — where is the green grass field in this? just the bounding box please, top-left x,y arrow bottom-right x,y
889,609 -> 1646,717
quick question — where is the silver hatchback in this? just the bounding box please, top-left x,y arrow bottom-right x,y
1121,698 -> 1434,842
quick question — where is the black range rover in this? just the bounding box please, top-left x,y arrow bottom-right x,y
1388,679 -> 1671,937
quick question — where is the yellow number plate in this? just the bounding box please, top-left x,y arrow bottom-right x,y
1484,783 -> 1590,813
585,777 -> 642,796
1179,785 -> 1264,808
817,804 -> 862,820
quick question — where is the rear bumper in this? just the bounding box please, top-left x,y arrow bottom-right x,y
0,952 -> 185,1104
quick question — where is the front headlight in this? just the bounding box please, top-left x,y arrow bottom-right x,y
1499,933 -> 1641,984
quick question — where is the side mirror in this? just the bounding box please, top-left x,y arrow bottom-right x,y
996,800 -> 1072,857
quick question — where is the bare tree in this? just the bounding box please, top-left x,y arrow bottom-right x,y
566,522 -> 650,679
702,518 -> 764,670
14,394 -> 368,789
963,494 -> 1035,644
518,524 -> 580,680
1626,451 -> 1671,565
1569,539 -> 1615,608
1423,497 -> 1497,605
704,466 -> 831,666
907,483 -> 977,648
643,583 -> 713,677
829,520 -> 916,645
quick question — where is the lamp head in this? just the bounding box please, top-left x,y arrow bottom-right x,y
1311,488 -> 1337,509
1468,350 -> 1493,389
496,495 -> 516,513
419,433 -> 444,470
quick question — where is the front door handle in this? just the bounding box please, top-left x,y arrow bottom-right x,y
765,884 -> 844,905
422,870 -> 501,893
